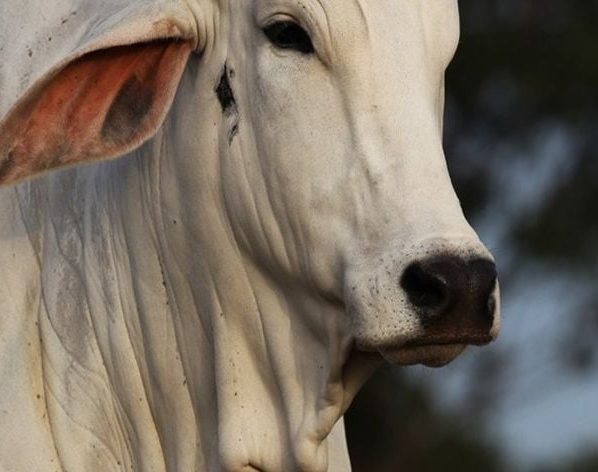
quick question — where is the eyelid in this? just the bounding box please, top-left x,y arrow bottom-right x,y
256,4 -> 332,66
262,12 -> 299,28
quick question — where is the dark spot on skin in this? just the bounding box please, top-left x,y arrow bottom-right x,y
228,122 -> 239,143
0,151 -> 17,181
28,49 -> 32,58
215,64 -> 240,145
101,76 -> 153,145
215,66 -> 236,111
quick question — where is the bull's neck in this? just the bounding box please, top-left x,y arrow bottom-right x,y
150,126 -> 362,470
11,135 -> 374,471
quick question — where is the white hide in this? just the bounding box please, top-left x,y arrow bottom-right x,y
0,1 -> 499,471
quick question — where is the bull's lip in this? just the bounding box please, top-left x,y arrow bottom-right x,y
379,343 -> 466,367
377,335 -> 494,368
403,334 -> 494,348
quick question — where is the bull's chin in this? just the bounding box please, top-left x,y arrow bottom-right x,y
379,343 -> 467,367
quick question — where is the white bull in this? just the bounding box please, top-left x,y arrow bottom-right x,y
0,0 -> 500,470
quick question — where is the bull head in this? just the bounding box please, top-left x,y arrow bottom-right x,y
0,0 -> 499,470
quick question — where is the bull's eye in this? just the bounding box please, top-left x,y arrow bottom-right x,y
263,21 -> 314,54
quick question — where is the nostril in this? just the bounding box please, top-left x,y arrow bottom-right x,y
401,255 -> 498,323
400,262 -> 449,310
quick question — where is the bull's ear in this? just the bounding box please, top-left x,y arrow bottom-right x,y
0,39 -> 192,186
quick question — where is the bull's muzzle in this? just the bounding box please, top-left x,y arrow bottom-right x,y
383,255 -> 498,367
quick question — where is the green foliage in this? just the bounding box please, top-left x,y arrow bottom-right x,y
513,151 -> 598,269
446,0 -> 598,270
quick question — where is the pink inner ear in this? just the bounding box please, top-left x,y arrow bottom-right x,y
0,39 -> 192,185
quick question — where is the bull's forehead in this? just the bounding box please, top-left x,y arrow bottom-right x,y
253,0 -> 460,69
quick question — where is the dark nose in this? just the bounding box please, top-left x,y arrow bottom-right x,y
400,256 -> 497,322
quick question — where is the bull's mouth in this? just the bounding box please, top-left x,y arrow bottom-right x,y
339,334 -> 495,414
379,343 -> 466,367
376,334 -> 494,368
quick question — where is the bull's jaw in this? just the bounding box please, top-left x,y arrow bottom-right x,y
162,193 -> 376,472
380,343 -> 467,368
205,258 -> 379,472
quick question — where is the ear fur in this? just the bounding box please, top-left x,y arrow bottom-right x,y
0,39 -> 192,186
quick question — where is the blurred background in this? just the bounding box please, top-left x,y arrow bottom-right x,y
345,0 -> 598,470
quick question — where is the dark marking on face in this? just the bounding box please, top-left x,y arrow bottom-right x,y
215,65 -> 236,111
0,151 -> 16,181
215,64 -> 240,145
101,76 -> 153,145
228,122 -> 239,143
